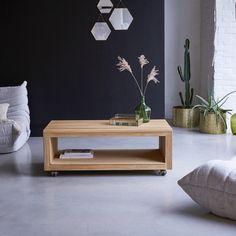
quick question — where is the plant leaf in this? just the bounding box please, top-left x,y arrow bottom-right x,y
217,97 -> 229,108
218,112 -> 227,129
215,91 -> 236,105
196,95 -> 209,106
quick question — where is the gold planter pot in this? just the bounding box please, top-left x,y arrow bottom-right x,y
199,112 -> 226,134
172,106 -> 199,128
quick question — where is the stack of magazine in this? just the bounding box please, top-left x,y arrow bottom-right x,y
60,149 -> 94,159
110,114 -> 143,126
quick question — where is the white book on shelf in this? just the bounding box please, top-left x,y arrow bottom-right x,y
60,149 -> 94,159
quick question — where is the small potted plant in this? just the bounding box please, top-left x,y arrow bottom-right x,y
173,39 -> 199,128
193,91 -> 235,134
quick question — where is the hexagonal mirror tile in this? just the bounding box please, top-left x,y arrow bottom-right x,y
91,22 -> 111,41
97,0 -> 113,14
109,8 -> 133,30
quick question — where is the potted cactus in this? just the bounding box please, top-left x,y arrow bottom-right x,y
173,39 -> 199,128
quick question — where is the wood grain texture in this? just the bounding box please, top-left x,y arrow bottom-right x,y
43,120 -> 172,172
43,120 -> 172,137
160,134 -> 172,169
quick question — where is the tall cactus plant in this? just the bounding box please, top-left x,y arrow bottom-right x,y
177,39 -> 194,108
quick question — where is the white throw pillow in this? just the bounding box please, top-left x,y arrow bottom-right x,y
178,159 -> 236,221
0,103 -> 9,120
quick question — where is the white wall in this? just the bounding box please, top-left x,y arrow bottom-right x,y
214,0 -> 236,118
165,0 -> 236,126
200,0 -> 215,98
165,0 -> 201,119
200,0 -> 236,130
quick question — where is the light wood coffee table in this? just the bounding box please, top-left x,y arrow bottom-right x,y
43,120 -> 172,176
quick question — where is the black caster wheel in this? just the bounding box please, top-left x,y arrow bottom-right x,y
156,170 -> 167,176
51,171 -> 59,177
160,170 -> 167,176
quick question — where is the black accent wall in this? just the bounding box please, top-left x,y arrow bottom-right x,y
0,0 -> 164,136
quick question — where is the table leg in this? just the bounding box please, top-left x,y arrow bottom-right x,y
159,134 -> 172,169
43,136 -> 58,171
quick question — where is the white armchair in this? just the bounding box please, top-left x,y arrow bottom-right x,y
0,81 -> 30,153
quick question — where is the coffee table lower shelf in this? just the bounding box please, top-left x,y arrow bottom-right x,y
46,149 -> 166,171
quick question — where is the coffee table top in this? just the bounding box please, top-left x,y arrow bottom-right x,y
43,120 -> 172,137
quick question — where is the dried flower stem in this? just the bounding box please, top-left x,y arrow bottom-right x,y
144,83 -> 149,96
131,73 -> 144,96
141,67 -> 143,94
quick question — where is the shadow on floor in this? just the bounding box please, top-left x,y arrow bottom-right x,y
0,145 -> 165,177
0,161 -> 46,177
46,170 -> 165,177
0,144 -> 46,177
165,202 -> 236,225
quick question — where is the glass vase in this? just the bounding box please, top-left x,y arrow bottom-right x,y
231,113 -> 236,135
135,96 -> 151,123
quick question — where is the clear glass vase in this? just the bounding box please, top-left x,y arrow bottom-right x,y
231,113 -> 236,135
135,96 -> 151,123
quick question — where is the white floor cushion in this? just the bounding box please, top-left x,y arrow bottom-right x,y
178,159 -> 236,221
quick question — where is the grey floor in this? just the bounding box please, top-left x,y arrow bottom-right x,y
1,128 -> 236,236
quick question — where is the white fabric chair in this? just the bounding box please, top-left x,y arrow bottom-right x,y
0,81 -> 30,153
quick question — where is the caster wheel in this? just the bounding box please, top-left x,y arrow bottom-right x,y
51,171 -> 59,177
160,170 -> 167,176
156,170 -> 167,176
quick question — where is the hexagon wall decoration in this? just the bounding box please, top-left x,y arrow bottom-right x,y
109,8 -> 133,30
97,0 -> 113,14
91,22 -> 111,41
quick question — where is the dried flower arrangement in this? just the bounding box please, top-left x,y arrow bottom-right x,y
116,55 -> 160,122
116,55 -> 160,96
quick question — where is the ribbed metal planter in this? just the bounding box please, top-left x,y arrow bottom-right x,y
199,112 -> 226,134
172,106 -> 199,128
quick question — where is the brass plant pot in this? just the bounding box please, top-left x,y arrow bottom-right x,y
231,113 -> 236,135
172,106 -> 199,128
199,112 -> 226,134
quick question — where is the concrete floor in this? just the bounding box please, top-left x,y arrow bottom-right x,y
0,128 -> 236,236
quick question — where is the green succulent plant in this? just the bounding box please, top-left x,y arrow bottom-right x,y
193,91 -> 236,128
